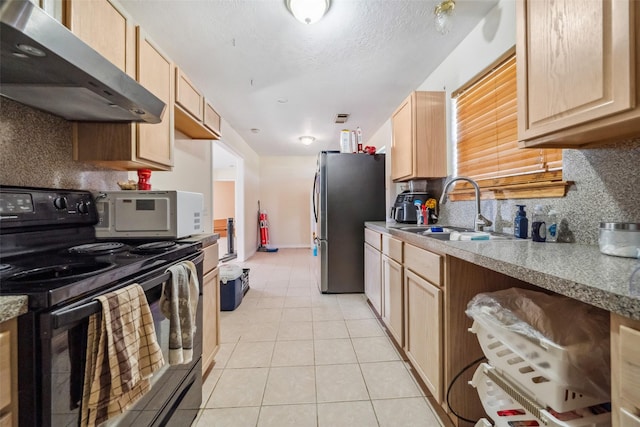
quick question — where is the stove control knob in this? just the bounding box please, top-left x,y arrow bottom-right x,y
53,196 -> 68,210
77,201 -> 90,214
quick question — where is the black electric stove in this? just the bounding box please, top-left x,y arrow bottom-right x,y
0,185 -> 204,427
0,186 -> 200,309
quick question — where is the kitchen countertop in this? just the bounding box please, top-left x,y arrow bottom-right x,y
0,295 -> 28,323
179,233 -> 219,248
366,221 -> 640,320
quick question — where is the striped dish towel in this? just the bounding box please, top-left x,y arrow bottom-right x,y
160,260 -> 200,365
81,284 -> 164,427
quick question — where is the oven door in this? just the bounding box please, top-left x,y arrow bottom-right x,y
25,251 -> 204,427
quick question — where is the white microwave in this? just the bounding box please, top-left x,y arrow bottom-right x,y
94,190 -> 203,239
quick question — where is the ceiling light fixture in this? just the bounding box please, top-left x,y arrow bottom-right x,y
434,0 -> 456,35
285,0 -> 330,24
299,136 -> 315,145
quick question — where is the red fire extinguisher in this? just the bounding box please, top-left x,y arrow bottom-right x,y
259,210 -> 270,247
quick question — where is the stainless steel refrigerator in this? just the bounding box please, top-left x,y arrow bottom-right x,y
313,151 -> 386,293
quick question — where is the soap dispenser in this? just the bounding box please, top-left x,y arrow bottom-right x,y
514,205 -> 528,239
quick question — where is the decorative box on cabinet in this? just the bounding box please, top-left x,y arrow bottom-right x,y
202,242 -> 220,377
174,67 -> 221,140
516,0 -> 640,148
391,91 -> 447,182
73,27 -> 174,171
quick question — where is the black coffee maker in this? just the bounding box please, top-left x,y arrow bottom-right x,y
391,191 -> 438,224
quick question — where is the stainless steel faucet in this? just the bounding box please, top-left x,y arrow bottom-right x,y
439,176 -> 493,232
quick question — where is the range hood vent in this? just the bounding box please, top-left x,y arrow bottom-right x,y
0,0 -> 165,123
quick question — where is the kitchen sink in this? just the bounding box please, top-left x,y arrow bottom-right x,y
398,225 -> 520,241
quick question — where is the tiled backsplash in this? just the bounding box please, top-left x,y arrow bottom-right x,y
0,99 -> 127,191
435,140 -> 640,245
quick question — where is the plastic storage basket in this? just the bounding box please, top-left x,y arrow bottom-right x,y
470,363 -> 611,427
469,316 -> 607,412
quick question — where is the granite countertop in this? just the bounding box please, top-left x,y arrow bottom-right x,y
366,221 -> 640,320
0,295 -> 29,323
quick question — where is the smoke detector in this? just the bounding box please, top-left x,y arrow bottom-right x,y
334,113 -> 350,124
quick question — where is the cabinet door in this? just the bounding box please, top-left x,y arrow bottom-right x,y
204,101 -> 222,138
391,95 -> 413,181
175,68 -> 204,121
136,27 -> 174,167
612,313 -> 640,427
382,255 -> 403,347
404,268 -> 442,402
65,0 -> 127,71
202,266 -> 220,377
517,0 -> 639,144
364,242 -> 382,316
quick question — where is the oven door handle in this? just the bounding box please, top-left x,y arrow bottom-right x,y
51,252 -> 204,329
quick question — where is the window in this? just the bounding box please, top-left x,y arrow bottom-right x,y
449,51 -> 569,201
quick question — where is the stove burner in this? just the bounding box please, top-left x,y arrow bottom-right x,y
68,242 -> 126,255
7,262 -> 115,283
132,241 -> 177,254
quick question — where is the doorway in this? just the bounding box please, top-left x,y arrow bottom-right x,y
213,142 -> 243,262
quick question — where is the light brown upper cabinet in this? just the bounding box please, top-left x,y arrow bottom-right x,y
74,26 -> 175,171
64,0 -> 128,73
175,68 -> 221,140
391,91 -> 447,182
517,0 -> 640,148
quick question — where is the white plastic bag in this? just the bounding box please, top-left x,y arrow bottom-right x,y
466,287 -> 610,400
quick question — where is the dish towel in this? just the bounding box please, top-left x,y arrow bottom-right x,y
160,260 -> 200,365
81,284 -> 164,427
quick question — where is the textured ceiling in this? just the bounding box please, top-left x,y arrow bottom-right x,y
118,0 -> 498,156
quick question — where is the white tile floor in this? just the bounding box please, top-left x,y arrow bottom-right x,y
194,248 -> 444,427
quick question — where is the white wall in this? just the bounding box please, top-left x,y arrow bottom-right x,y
132,131 -> 214,233
259,156 -> 317,248
417,0 -> 516,174
218,119 -> 261,261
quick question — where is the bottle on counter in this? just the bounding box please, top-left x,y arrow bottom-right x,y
414,200 -> 424,225
531,204 -> 547,242
546,209 -> 558,243
514,205 -> 528,239
356,127 -> 363,153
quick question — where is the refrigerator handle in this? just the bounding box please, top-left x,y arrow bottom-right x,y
312,172 -> 318,223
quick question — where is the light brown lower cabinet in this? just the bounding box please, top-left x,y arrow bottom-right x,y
202,242 -> 220,377
611,313 -> 640,427
364,240 -> 382,316
382,254 -> 403,347
404,267 -> 442,402
0,318 -> 17,427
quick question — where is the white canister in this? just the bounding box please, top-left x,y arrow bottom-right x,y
598,222 -> 640,258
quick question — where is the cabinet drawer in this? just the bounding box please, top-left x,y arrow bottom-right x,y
620,325 -> 640,406
175,68 -> 204,120
203,242 -> 219,274
404,243 -> 441,287
620,408 -> 640,427
364,228 -> 382,251
382,234 -> 402,263
0,330 -> 11,412
204,102 -> 221,137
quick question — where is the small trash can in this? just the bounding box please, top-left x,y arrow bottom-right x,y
219,264 -> 243,311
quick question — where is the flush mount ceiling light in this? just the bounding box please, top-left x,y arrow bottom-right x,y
434,0 -> 456,34
299,136 -> 315,145
285,0 -> 330,24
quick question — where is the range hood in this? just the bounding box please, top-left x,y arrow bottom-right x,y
0,0 -> 165,123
